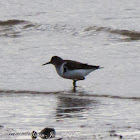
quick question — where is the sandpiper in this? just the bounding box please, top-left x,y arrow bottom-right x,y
42,56 -> 102,88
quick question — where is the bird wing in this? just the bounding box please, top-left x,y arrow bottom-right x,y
64,60 -> 99,70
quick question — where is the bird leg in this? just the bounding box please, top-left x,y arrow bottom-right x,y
73,77 -> 85,88
72,80 -> 77,92
73,80 -> 77,88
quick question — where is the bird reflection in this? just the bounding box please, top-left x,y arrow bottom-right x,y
56,93 -> 98,119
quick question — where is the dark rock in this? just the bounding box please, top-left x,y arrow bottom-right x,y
31,131 -> 38,139
39,128 -> 55,139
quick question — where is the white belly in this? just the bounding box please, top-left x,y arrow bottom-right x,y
63,69 -> 94,80
55,62 -> 95,80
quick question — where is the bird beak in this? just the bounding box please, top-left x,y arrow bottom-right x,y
42,61 -> 51,66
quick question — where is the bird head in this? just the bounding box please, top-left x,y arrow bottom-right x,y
42,56 -> 63,66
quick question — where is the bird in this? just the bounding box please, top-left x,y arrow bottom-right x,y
42,56 -> 102,88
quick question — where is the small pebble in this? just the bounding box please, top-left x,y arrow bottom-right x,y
120,135 -> 123,139
31,131 -> 38,139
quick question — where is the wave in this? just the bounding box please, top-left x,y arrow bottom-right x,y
0,19 -> 28,26
0,20 -> 75,38
38,23 -> 140,40
1,20 -> 140,40
0,89 -> 139,101
84,26 -> 140,40
0,19 -> 38,37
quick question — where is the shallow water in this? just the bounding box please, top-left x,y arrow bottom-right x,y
0,0 -> 140,139
0,90 -> 140,139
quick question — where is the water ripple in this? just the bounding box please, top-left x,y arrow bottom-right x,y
0,89 -> 139,101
